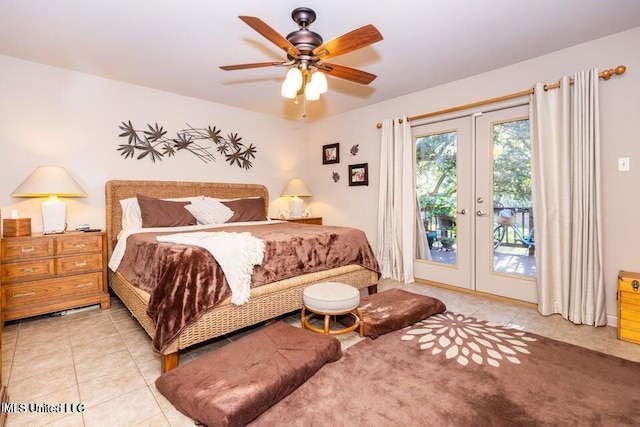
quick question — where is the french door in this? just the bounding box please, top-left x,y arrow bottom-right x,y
414,105 -> 537,303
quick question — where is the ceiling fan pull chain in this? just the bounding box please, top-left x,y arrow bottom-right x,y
302,96 -> 307,118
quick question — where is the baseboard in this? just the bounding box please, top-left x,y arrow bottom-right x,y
607,314 -> 618,328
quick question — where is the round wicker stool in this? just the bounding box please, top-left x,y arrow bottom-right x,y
301,282 -> 364,337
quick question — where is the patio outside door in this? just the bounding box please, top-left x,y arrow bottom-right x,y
414,105 -> 537,303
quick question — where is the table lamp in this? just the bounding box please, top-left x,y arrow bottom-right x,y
11,166 -> 87,234
280,178 -> 312,218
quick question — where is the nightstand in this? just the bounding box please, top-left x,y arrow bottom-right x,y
273,217 -> 323,225
0,231 -> 110,323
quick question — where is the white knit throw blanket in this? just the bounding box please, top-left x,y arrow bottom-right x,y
156,231 -> 265,305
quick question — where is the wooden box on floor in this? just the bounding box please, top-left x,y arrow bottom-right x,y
617,270 -> 640,344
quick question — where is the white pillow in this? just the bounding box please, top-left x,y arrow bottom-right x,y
119,196 -> 204,230
184,197 -> 234,224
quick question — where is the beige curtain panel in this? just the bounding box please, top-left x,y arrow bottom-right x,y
531,68 -> 606,326
377,117 -> 416,283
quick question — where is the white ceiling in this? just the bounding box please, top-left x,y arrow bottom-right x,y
1,0 -> 639,122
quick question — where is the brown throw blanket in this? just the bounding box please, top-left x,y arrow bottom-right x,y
117,222 -> 379,352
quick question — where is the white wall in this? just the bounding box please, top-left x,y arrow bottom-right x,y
0,55 -> 308,230
307,27 -> 640,322
2,26 -> 638,322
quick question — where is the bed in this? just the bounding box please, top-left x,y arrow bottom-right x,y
105,180 -> 379,372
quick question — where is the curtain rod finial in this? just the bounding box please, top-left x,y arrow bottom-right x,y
602,65 -> 626,80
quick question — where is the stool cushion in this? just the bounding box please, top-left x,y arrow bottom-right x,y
155,321 -> 341,427
339,289 -> 446,339
303,282 -> 360,313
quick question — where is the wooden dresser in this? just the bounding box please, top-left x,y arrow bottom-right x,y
617,270 -> 640,344
0,231 -> 110,323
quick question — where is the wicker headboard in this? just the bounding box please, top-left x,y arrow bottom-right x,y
104,180 -> 269,257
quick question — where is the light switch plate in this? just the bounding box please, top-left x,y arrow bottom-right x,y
618,157 -> 630,172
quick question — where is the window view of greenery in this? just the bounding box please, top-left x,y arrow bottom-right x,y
492,119 -> 535,266
492,119 -> 531,208
415,119 -> 532,261
416,131 -> 457,256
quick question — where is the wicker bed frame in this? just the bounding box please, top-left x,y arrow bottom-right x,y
105,180 -> 379,372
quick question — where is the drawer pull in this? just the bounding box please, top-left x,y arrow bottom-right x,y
12,290 -> 37,298
75,282 -> 94,288
75,261 -> 87,267
21,247 -> 35,253
74,243 -> 86,249
20,267 -> 37,274
633,280 -> 639,292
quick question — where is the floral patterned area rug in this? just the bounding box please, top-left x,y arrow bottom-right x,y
253,312 -> 640,426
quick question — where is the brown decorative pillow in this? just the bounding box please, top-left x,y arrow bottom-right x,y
136,195 -> 197,228
221,197 -> 266,222
340,288 -> 447,339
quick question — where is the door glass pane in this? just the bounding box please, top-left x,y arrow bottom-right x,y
491,119 -> 536,278
416,131 -> 457,265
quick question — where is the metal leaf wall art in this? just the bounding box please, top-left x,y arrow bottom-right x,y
117,121 -> 257,169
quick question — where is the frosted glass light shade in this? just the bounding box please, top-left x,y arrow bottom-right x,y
281,81 -> 298,99
11,166 -> 86,234
285,68 -> 303,90
311,71 -> 328,94
305,83 -> 320,101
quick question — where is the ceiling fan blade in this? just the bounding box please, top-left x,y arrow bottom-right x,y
220,61 -> 285,71
320,63 -> 377,85
313,24 -> 383,60
239,16 -> 300,56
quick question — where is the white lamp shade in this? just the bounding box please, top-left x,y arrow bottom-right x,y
281,178 -> 312,219
11,166 -> 87,197
11,166 -> 86,234
280,178 -> 312,197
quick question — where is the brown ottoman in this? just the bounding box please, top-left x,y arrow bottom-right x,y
156,321 -> 341,426
340,288 -> 447,339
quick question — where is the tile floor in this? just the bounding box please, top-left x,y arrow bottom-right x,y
2,279 -> 639,426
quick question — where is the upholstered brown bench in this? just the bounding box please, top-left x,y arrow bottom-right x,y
340,288 -> 447,339
155,321 -> 341,426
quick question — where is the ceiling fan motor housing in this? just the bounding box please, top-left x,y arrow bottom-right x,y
287,8 -> 323,54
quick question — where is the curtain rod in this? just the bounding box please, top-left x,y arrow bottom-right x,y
375,65 -> 626,129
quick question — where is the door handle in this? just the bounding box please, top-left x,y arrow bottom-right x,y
457,209 -> 468,215
476,210 -> 489,217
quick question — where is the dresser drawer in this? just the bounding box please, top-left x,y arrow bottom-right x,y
1,259 -> 55,283
1,238 -> 54,260
56,253 -> 103,275
3,272 -> 103,309
56,234 -> 103,255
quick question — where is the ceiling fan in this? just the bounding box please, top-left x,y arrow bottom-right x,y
220,7 -> 383,101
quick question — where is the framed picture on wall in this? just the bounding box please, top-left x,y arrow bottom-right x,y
322,143 -> 340,164
349,163 -> 368,186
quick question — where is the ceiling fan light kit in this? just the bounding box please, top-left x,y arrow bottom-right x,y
221,7 -> 383,113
